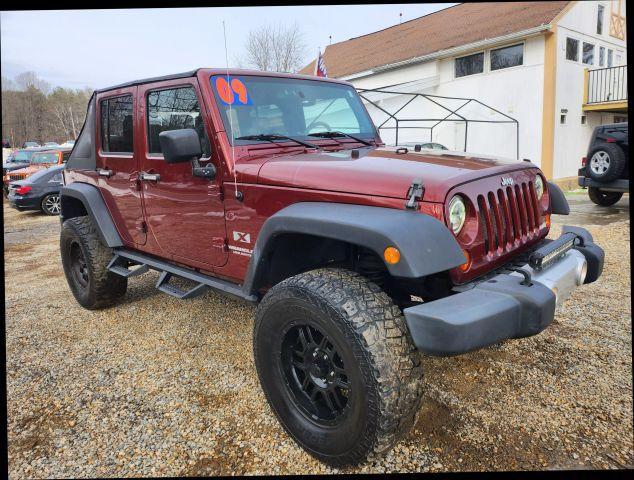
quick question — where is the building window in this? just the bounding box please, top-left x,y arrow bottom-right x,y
599,46 -> 605,66
581,115 -> 587,125
566,37 -> 579,61
100,95 -> 133,153
582,42 -> 595,65
613,116 -> 627,123
607,49 -> 613,67
597,4 -> 604,34
146,86 -> 210,156
490,43 -> 524,70
560,114 -> 567,124
455,52 -> 484,78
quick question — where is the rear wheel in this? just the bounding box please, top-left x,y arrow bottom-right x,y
588,187 -> 623,206
253,268 -> 423,467
41,193 -> 61,215
586,143 -> 626,182
60,216 -> 127,309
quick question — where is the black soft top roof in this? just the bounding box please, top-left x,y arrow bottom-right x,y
95,69 -> 200,93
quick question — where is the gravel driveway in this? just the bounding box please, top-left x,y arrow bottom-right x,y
5,195 -> 632,476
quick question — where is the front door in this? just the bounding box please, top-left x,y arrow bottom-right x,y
137,79 -> 227,268
96,87 -> 146,245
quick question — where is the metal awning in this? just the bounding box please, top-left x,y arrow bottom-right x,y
356,82 -> 520,160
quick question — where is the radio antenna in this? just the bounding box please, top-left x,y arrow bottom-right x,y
222,20 -> 240,200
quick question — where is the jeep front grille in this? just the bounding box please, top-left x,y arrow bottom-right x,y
477,181 -> 541,254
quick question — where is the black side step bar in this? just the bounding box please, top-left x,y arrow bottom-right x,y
107,249 -> 257,303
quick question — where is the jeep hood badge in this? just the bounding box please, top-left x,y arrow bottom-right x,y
501,177 -> 514,186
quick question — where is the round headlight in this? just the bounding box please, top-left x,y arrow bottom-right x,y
535,175 -> 544,200
448,195 -> 466,235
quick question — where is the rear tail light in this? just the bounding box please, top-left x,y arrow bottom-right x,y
16,185 -> 32,195
581,157 -> 587,167
606,137 -> 616,143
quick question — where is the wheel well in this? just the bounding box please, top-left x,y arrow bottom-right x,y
256,232 -> 452,305
60,195 -> 88,221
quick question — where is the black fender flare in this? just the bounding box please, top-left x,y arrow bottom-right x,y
60,183 -> 123,248
242,202 -> 466,296
548,181 -> 570,215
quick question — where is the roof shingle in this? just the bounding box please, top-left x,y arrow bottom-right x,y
299,1 -> 569,78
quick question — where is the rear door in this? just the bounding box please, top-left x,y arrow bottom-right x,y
137,78 -> 227,268
96,87 -> 146,245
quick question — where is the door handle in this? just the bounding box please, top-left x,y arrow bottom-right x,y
97,168 -> 113,178
139,172 -> 161,182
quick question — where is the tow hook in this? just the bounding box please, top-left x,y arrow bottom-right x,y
405,178 -> 424,210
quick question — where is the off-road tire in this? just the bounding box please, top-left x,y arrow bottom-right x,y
41,193 -> 61,215
586,143 -> 626,182
60,215 -> 127,309
253,268 -> 424,467
588,186 -> 623,206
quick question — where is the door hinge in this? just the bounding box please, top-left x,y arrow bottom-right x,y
405,178 -> 424,210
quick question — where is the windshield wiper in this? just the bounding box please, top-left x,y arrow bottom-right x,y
235,134 -> 319,150
308,131 -> 373,147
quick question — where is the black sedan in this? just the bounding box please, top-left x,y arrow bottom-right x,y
8,165 -> 64,215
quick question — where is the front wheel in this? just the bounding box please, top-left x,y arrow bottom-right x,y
60,216 -> 127,309
588,186 -> 623,206
253,268 -> 423,467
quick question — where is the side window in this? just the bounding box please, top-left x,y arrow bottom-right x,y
50,172 -> 63,183
597,4 -> 604,35
582,42 -> 595,65
101,95 -> 133,153
146,86 -> 211,157
455,52 -> 484,77
62,151 -> 71,163
490,44 -> 523,71
566,37 -> 579,62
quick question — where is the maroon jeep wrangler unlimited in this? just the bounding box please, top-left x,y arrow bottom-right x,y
59,68 -> 604,466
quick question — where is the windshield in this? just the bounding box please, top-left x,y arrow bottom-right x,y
210,75 -> 376,145
31,152 -> 59,164
13,150 -> 35,162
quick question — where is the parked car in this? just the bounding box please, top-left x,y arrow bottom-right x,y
60,140 -> 76,148
578,122 -> 628,206
43,141 -> 60,147
23,141 -> 41,148
7,164 -> 64,215
3,148 -> 49,195
59,68 -> 604,467
396,142 -> 449,151
4,148 -> 71,185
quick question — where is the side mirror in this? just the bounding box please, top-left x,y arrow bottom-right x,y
159,128 -> 202,164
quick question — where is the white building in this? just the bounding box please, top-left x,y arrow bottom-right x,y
301,1 -> 628,187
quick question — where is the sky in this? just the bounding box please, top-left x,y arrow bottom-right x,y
1,4 -> 455,90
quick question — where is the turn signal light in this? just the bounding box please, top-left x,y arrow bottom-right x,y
459,249 -> 471,272
16,185 -> 32,195
383,246 -> 401,264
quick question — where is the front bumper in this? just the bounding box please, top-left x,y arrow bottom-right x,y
404,226 -> 604,356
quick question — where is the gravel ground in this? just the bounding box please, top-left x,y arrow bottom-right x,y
4,195 -> 633,476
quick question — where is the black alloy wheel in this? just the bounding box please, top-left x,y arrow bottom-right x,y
281,323 -> 350,425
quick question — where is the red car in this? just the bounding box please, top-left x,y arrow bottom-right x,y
59,69 -> 604,467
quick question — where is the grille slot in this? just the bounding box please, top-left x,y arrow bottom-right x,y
479,181 -> 542,254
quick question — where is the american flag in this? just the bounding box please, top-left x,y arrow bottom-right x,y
315,50 -> 327,77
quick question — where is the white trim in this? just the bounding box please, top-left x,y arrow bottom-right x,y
340,24 -> 551,80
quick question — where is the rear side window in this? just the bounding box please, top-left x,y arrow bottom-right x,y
146,86 -> 211,156
100,95 -> 133,153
